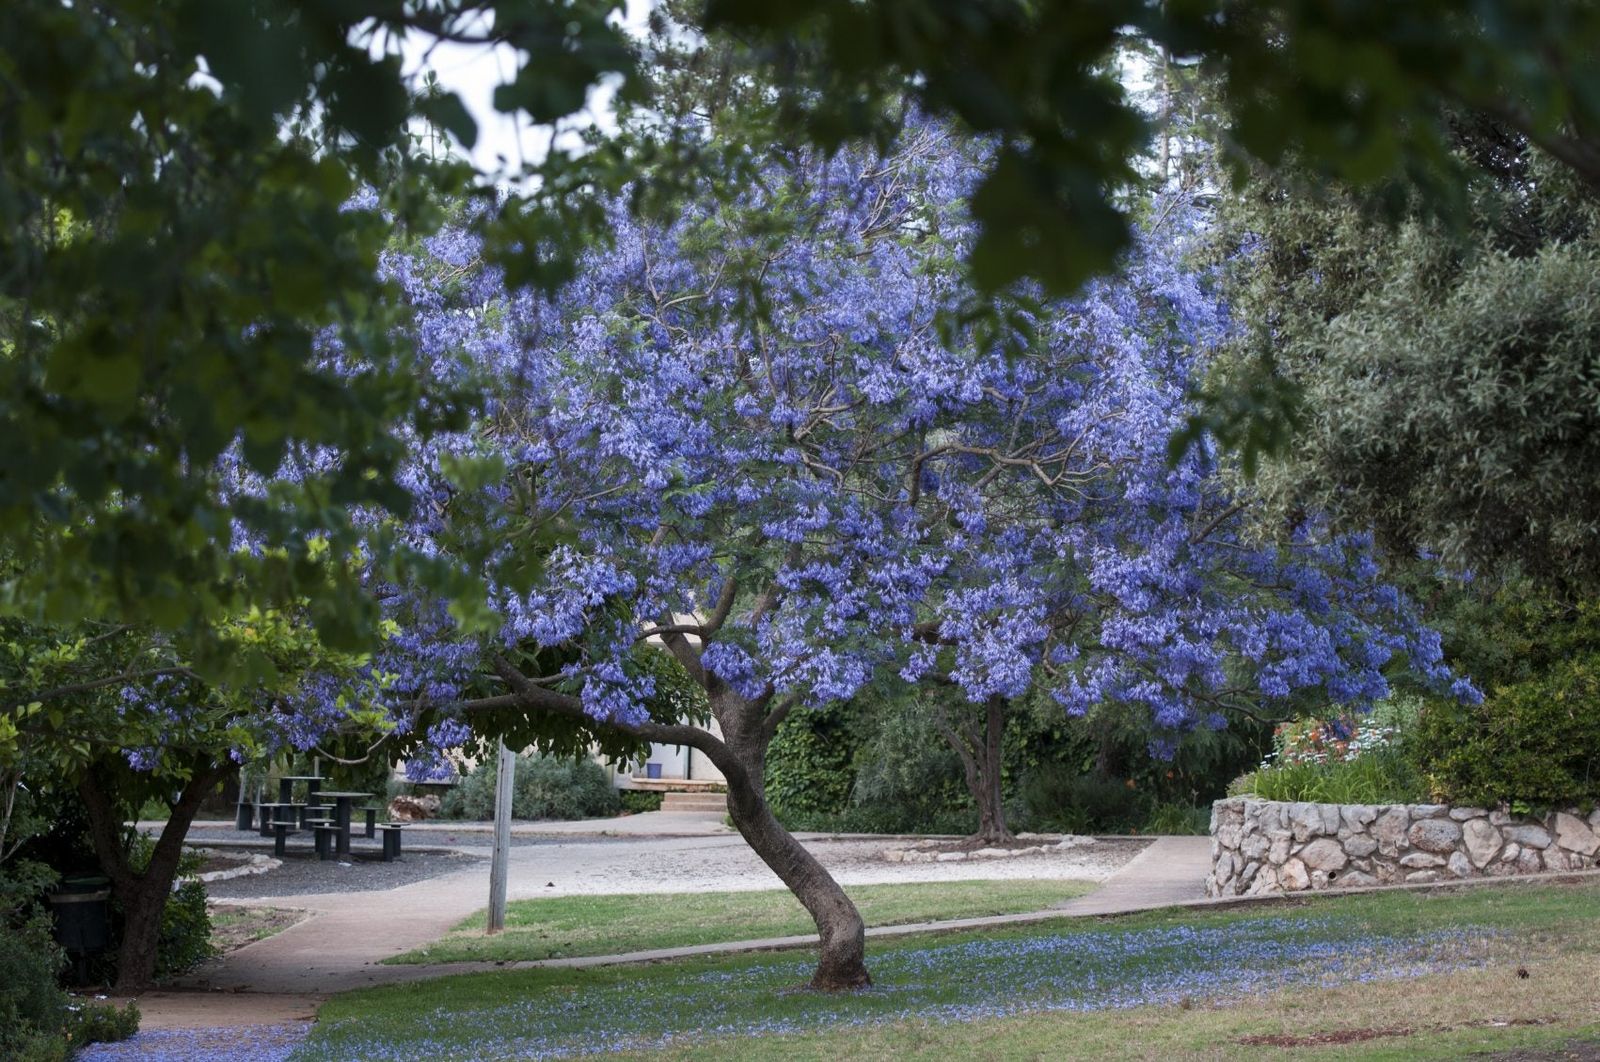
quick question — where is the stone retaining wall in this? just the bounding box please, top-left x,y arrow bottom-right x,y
1207,797 -> 1600,897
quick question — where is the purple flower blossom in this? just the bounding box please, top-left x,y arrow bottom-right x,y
287,118 -> 1470,757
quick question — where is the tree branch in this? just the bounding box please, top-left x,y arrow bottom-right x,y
477,656 -> 746,782
26,667 -> 196,705
761,691 -> 801,741
705,575 -> 739,634
1190,500 -> 1248,545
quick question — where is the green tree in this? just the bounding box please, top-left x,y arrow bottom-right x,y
1218,122 -> 1600,592
0,606 -> 381,991
0,0 -> 637,658
704,0 -> 1600,294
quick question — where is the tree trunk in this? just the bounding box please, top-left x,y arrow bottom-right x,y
972,696 -> 1014,845
714,690 -> 871,990
937,696 -> 1015,845
485,648 -> 872,990
78,758 -> 228,993
112,876 -> 169,993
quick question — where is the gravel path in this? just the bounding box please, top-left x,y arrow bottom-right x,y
191,829 -> 1146,900
807,836 -> 1148,888
416,832 -> 635,849
183,824 -> 632,851
206,852 -> 482,899
511,835 -> 1152,896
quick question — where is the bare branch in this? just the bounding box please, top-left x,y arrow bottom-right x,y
1190,501 -> 1248,546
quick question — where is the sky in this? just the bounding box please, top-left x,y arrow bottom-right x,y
393,0 -> 653,179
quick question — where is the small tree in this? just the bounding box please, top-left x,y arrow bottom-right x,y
1,609 -> 378,992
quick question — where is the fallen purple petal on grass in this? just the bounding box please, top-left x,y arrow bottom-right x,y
78,1022 -> 310,1062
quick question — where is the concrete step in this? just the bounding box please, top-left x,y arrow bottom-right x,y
660,792 -> 727,813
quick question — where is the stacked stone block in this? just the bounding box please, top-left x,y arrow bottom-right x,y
1207,797 -> 1600,897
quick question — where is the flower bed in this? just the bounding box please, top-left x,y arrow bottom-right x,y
1207,797 -> 1600,896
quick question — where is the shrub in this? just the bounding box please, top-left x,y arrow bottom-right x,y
1230,699 -> 1428,805
153,877 -> 214,981
1017,766 -> 1151,834
765,703 -> 861,821
0,913 -> 70,1062
766,689 -> 980,834
67,1000 -> 140,1047
617,790 -> 663,814
775,803 -> 978,836
1142,802 -> 1211,835
1412,653 -> 1600,808
1238,750 -> 1426,804
440,754 -> 621,821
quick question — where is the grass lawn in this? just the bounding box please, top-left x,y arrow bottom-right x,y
301,880 -> 1600,1061
387,879 -> 1097,964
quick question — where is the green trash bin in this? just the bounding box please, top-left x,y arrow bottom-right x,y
48,874 -> 112,956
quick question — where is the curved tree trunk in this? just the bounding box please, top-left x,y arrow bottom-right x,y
485,651 -> 873,989
79,759 -> 229,992
715,690 -> 871,990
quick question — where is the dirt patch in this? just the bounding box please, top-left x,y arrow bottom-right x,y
1239,1018 -> 1565,1052
1240,1026 -> 1414,1047
1479,1041 -> 1600,1061
209,905 -> 307,954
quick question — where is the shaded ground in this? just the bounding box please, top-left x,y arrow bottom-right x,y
206,852 -> 482,899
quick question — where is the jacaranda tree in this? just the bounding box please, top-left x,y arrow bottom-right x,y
886,203 -> 1476,845
282,120 -> 1473,990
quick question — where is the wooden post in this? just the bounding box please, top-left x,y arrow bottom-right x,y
486,740 -> 515,935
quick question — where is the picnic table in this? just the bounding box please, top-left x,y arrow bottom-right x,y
314,790 -> 374,857
277,775 -> 324,805
247,784 -> 405,861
